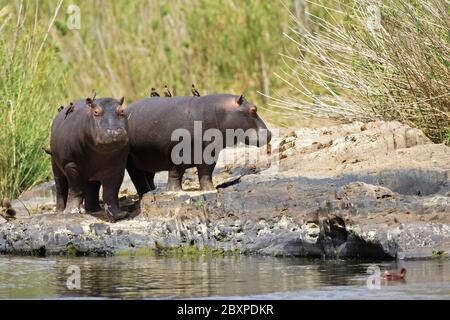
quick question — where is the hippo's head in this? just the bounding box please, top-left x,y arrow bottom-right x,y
220,95 -> 271,147
86,97 -> 129,150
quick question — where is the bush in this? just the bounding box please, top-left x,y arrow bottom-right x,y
273,0 -> 450,143
0,3 -> 66,198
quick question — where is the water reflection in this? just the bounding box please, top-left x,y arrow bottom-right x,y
0,255 -> 449,299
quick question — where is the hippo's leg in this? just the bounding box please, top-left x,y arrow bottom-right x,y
127,160 -> 151,197
84,181 -> 101,212
63,162 -> 84,213
52,159 -> 68,212
145,172 -> 156,190
167,166 -> 185,191
197,164 -> 215,191
101,172 -> 128,221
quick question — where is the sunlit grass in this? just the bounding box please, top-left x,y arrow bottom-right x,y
0,2 -> 66,198
272,0 -> 450,143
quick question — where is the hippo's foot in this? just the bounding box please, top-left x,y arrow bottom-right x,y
199,180 -> 215,191
104,203 -> 128,222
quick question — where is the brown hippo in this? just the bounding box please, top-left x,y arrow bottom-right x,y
50,96 -> 129,221
125,94 -> 271,196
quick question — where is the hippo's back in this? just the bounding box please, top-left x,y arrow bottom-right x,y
125,95 -> 232,148
125,95 -> 236,171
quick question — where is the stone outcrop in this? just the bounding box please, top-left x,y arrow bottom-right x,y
1,121 -> 449,259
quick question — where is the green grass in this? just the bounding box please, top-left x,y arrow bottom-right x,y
1,0 -> 448,199
0,2 -> 66,199
0,0 -> 295,198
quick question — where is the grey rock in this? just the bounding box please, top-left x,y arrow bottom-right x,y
0,121 -> 449,260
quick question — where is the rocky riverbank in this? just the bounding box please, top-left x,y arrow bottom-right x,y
1,121 -> 449,259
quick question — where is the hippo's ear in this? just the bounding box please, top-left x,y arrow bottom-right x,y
86,97 -> 94,107
236,94 -> 244,105
119,96 -> 125,106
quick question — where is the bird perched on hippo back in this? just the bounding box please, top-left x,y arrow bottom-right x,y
125,94 -> 271,195
164,85 -> 172,97
191,84 -> 200,96
64,102 -> 75,119
50,95 -> 130,222
150,87 -> 160,97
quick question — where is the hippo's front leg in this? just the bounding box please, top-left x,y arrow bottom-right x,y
197,164 -> 215,191
101,172 -> 128,222
84,181 -> 101,212
166,166 -> 185,191
63,162 -> 84,213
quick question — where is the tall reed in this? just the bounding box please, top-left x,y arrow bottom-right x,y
0,1 -> 66,198
271,0 -> 449,143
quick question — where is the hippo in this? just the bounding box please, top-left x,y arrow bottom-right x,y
125,94 -> 271,195
50,96 -> 129,221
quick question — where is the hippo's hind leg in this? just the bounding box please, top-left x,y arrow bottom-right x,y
167,166 -> 186,191
197,164 -> 215,191
101,171 -> 128,222
52,159 -> 68,212
84,181 -> 101,212
145,172 -> 156,190
126,159 -> 152,197
63,162 -> 84,213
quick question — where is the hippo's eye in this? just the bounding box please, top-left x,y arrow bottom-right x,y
249,106 -> 257,116
93,106 -> 103,117
116,107 -> 125,117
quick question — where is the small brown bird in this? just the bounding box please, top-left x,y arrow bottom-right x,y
64,102 -> 74,120
381,268 -> 407,281
1,198 -> 16,220
150,87 -> 160,97
164,85 -> 172,97
58,105 -> 64,112
191,84 -> 200,96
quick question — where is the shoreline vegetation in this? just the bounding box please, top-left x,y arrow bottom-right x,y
1,0 -> 449,199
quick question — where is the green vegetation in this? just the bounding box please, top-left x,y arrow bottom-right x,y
432,250 -> 449,259
0,0 -> 448,198
0,2 -> 66,199
0,0 -> 293,199
193,198 -> 205,209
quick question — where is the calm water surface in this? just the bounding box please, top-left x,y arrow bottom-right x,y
0,255 -> 449,299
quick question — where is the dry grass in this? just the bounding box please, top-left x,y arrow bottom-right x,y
270,0 -> 450,143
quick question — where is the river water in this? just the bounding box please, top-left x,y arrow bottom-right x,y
0,255 -> 449,299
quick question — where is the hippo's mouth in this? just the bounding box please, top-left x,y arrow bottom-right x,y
96,133 -> 129,150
